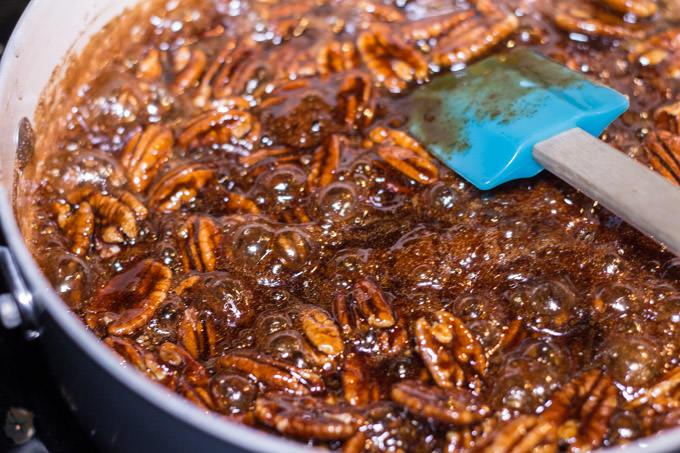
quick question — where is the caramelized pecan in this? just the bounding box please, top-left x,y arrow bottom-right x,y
255,394 -> 364,440
391,380 -> 489,425
414,310 -> 487,390
596,0 -> 657,18
105,336 -> 173,384
299,306 -> 344,364
654,101 -> 680,134
629,29 -> 680,77
333,279 -> 409,357
342,352 -> 380,406
120,124 -> 174,192
178,306 -> 217,361
357,23 -> 429,94
337,72 -> 375,129
432,13 -> 518,68
89,191 -> 141,242
554,1 -> 640,39
148,164 -> 215,212
370,126 -> 438,184
54,200 -> 94,256
172,46 -> 207,95
178,109 -> 260,150
177,215 -> 222,272
308,134 -> 344,191
402,10 -> 476,42
317,41 -> 361,75
88,259 -> 172,335
137,48 -> 162,81
157,341 -> 211,387
217,350 -> 324,396
633,366 -> 680,408
541,370 -> 617,451
644,130 -> 680,185
474,416 -> 558,453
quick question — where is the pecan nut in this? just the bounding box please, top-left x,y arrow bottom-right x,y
370,126 -> 438,184
357,23 -> 429,94
148,164 -> 215,212
177,215 -> 223,272
342,352 -> 380,406
415,310 -> 487,390
553,1 -> 640,39
391,380 -> 489,425
336,72 -> 375,130
317,41 -> 361,75
254,394 -> 364,440
644,130 -> 680,186
308,134 -> 344,191
474,415 -> 558,453
402,10 -> 476,42
432,13 -> 518,68
54,200 -> 94,256
89,191 -> 143,242
105,336 -> 173,384
172,46 -> 207,96
178,306 -> 217,361
217,349 -> 325,396
120,124 -> 174,192
541,369 -> 618,451
178,109 -> 260,150
299,305 -> 344,362
596,0 -> 657,18
88,259 -> 172,335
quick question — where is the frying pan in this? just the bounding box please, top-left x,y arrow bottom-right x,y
0,1 -> 678,452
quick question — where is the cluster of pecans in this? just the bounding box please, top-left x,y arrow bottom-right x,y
27,0 -> 680,451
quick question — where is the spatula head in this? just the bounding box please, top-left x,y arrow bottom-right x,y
404,50 -> 629,190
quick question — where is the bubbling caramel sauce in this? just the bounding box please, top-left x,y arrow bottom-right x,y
22,0 -> 680,450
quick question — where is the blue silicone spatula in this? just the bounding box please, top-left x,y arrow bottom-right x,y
405,49 -> 680,256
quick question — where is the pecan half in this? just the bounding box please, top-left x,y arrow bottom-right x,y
654,101 -> 680,134
629,29 -> 680,78
178,109 -> 260,150
474,416 -> 558,453
333,278 -> 409,357
308,134 -> 344,191
402,10 -> 476,42
357,23 -> 429,94
88,259 -> 172,335
137,48 -> 162,81
178,306 -> 217,361
541,370 -> 618,451
553,1 -> 639,39
172,46 -> 207,96
148,164 -> 215,212
120,124 -> 174,192
414,310 -> 487,390
596,0 -> 657,18
337,72 -> 375,129
391,380 -> 489,425
299,305 -> 344,363
342,352 -> 380,406
255,394 -> 364,440
432,13 -> 518,68
177,215 -> 222,272
318,41 -> 361,75
217,350 -> 325,395
644,129 -> 680,185
89,191 -> 144,243
633,366 -> 680,408
54,200 -> 94,256
105,336 -> 173,384
158,341 -> 211,387
370,126 -> 438,184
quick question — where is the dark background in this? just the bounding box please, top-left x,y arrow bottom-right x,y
0,1 -> 97,452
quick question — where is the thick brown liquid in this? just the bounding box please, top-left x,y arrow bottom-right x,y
25,0 -> 680,450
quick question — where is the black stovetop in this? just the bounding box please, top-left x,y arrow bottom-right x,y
0,2 -> 97,452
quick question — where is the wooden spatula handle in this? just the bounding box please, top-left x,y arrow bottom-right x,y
533,127 -> 680,256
